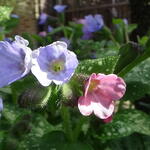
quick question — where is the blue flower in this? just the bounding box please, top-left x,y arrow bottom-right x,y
38,13 -> 48,25
31,41 -> 78,86
84,14 -> 104,32
53,5 -> 67,13
48,25 -> 54,32
0,35 -> 32,87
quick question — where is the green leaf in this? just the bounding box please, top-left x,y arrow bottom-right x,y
112,18 -> 125,44
3,104 -> 30,124
62,143 -> 94,150
0,6 -> 12,23
31,34 -> 46,46
125,58 -> 150,89
123,58 -> 150,101
19,131 -> 93,150
98,109 -> 150,141
138,36 -> 149,46
123,81 -> 150,101
48,26 -> 64,35
104,134 -> 150,150
76,56 -> 119,75
112,18 -> 124,25
114,42 -> 143,74
127,24 -> 137,33
0,131 -> 5,149
18,131 -> 66,150
28,114 -> 58,138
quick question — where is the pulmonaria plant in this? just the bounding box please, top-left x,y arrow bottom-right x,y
31,41 -> 78,86
53,5 -> 67,13
0,35 -> 32,87
78,73 -> 126,119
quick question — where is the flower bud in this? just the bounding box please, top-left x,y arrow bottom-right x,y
18,84 -> 51,109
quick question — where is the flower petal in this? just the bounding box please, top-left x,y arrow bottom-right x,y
97,74 -> 126,101
84,73 -> 97,96
15,35 -> 29,46
92,100 -> 114,119
31,50 -> 52,86
0,38 -> 32,87
53,5 -> 67,13
86,92 -> 114,119
78,96 -> 93,116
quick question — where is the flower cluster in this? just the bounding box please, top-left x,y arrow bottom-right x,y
0,36 -> 126,121
78,73 -> 126,120
0,36 -> 78,87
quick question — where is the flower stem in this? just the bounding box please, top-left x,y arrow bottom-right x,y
61,106 -> 73,142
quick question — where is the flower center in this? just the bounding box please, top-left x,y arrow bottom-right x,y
51,60 -> 65,73
88,79 -> 100,92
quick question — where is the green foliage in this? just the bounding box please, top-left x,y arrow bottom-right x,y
0,6 -> 12,23
124,58 -> 150,101
123,81 -> 150,101
19,131 -> 93,150
114,42 -> 143,74
76,40 -> 118,59
97,109 -> 150,141
104,134 -> 150,150
77,56 -> 119,75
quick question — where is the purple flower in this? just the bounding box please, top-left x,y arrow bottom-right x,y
53,5 -> 67,13
0,98 -> 3,112
48,25 -> 54,33
31,41 -> 78,86
0,35 -> 32,87
38,13 -> 48,25
84,14 -> 104,33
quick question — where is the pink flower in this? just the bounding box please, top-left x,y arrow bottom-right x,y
103,115 -> 113,123
78,73 -> 126,119
38,31 -> 47,37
